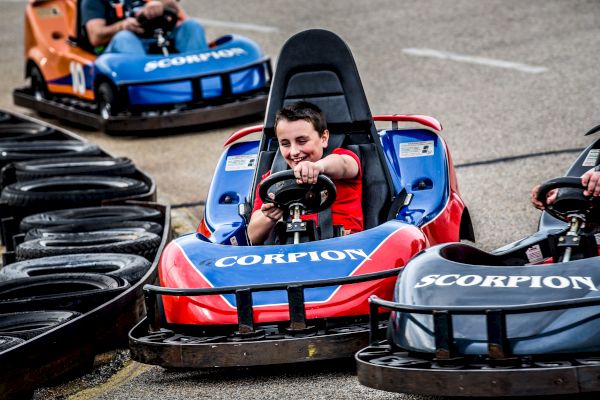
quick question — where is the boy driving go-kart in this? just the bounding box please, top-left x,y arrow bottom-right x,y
248,101 -> 362,245
81,0 -> 206,54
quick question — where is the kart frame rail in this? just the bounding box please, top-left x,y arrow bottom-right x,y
130,269 -> 399,368
13,58 -> 272,133
356,294 -> 600,397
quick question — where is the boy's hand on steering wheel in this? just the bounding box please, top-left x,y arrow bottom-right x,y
293,161 -> 324,184
260,203 -> 283,222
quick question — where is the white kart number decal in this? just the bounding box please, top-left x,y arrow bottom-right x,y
70,62 -> 86,95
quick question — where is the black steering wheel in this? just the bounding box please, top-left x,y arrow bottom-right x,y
537,176 -> 596,222
259,170 -> 336,215
136,7 -> 178,39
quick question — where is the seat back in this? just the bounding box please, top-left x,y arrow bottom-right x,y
252,30 -> 394,229
73,0 -> 96,53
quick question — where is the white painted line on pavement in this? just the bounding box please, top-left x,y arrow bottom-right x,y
194,18 -> 278,33
402,48 -> 548,74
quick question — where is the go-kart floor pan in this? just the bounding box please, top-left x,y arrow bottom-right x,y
13,87 -> 267,133
130,318 -> 385,368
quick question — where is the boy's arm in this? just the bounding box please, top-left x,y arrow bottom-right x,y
247,204 -> 283,244
294,153 -> 359,184
317,153 -> 359,180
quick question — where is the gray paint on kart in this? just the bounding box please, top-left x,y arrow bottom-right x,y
403,48 -> 548,74
193,17 -> 278,33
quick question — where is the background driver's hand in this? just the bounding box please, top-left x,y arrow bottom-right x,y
141,0 -> 164,19
121,17 -> 143,34
531,185 -> 557,210
582,168 -> 600,197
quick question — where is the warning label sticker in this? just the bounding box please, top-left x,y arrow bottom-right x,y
225,155 -> 257,171
400,141 -> 434,158
582,149 -> 599,167
525,244 -> 544,264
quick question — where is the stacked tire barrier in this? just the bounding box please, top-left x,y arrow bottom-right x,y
0,111 -> 171,400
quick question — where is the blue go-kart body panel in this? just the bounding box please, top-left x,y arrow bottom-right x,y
392,248 -> 600,355
93,35 -> 268,107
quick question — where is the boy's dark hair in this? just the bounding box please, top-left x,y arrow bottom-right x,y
274,101 -> 327,136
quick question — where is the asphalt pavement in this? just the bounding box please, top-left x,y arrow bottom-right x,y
1,0 -> 600,398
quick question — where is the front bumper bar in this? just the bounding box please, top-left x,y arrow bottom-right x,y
129,269 -> 399,368
355,295 -> 600,397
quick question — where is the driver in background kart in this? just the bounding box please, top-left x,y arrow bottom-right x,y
248,101 -> 364,245
531,167 -> 600,209
81,0 -> 207,54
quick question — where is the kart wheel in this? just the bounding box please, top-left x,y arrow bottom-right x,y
14,156 -> 136,181
30,65 -> 47,101
0,175 -> 149,209
24,220 -> 163,240
0,310 -> 80,340
0,253 -> 152,284
19,205 -> 163,232
96,82 -> 120,119
15,231 -> 161,261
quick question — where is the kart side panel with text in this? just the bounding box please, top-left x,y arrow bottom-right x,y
129,29 -> 473,368
13,0 -> 271,133
356,136 -> 600,397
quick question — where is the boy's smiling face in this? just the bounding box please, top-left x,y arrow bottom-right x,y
276,119 -> 329,168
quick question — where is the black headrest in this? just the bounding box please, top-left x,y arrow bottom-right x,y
264,29 -> 374,136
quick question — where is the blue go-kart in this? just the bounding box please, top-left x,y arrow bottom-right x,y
13,0 -> 271,133
357,133 -> 600,397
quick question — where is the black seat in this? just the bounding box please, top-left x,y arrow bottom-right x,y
72,0 -> 96,54
252,29 -> 395,231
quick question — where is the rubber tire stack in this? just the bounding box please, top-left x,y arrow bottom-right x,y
0,113 -> 162,352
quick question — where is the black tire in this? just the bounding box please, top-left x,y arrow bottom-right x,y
0,273 -> 129,313
0,253 -> 151,284
19,205 -> 162,232
0,335 -> 25,351
0,310 -> 80,340
0,141 -> 101,168
30,65 -> 48,101
16,231 -> 161,261
96,82 -> 121,119
0,123 -> 56,142
14,156 -> 136,181
25,220 -> 163,240
1,175 -> 149,208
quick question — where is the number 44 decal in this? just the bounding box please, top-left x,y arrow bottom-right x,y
69,61 -> 86,95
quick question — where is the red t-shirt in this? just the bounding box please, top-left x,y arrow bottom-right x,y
252,148 -> 364,233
